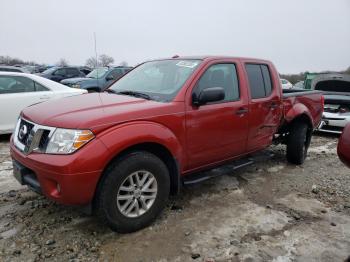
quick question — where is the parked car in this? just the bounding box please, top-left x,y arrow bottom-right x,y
37,66 -> 85,82
78,67 -> 92,75
0,72 -> 87,134
281,78 -> 293,89
337,123 -> 350,167
293,80 -> 304,89
0,66 -> 29,73
10,56 -> 323,233
61,66 -> 132,92
314,74 -> 350,133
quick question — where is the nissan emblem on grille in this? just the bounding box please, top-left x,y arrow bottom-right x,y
18,124 -> 28,140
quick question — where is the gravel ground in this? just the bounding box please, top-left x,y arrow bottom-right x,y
0,133 -> 349,262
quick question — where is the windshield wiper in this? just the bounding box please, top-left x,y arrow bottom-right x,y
105,89 -> 117,94
115,90 -> 152,100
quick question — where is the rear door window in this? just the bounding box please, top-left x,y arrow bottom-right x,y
245,64 -> 273,99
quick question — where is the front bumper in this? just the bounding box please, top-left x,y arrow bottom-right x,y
316,112 -> 350,134
10,136 -> 108,206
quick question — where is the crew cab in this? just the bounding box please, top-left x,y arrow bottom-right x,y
10,56 -> 323,233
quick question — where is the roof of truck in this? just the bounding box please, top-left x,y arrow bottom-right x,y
167,55 -> 271,62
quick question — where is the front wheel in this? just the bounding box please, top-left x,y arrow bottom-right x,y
286,122 -> 311,165
95,151 -> 170,233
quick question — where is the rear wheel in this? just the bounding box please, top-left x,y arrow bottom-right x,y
96,151 -> 170,233
286,122 -> 311,165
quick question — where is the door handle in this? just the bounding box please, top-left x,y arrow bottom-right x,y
236,107 -> 248,115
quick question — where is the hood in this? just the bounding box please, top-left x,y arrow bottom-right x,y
61,77 -> 87,84
21,93 -> 171,133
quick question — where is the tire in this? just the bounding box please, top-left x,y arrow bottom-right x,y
95,151 -> 170,233
286,122 -> 311,165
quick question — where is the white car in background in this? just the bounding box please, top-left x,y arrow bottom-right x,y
0,72 -> 87,134
281,78 -> 293,89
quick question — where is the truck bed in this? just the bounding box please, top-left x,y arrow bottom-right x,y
282,89 -> 323,128
282,88 -> 322,98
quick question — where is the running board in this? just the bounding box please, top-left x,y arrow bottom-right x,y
183,158 -> 254,185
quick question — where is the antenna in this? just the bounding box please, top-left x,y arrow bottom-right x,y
93,32 -> 99,88
94,32 -> 98,68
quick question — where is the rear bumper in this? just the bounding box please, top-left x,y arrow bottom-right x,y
10,137 -> 108,206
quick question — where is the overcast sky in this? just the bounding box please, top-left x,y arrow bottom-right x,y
1,0 -> 349,73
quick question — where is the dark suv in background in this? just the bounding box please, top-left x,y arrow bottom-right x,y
60,66 -> 132,92
38,67 -> 86,82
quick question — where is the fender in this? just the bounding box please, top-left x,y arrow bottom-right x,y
285,102 -> 313,126
97,121 -> 184,171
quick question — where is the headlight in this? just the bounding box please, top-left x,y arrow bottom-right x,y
46,129 -> 94,154
71,84 -> 81,89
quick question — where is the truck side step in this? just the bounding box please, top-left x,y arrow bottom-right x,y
183,158 -> 254,185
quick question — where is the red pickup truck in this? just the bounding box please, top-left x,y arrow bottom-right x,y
10,56 -> 323,232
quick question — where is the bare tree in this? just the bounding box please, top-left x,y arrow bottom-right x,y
85,57 -> 99,68
0,55 -> 24,65
99,54 -> 114,67
120,61 -> 128,67
56,58 -> 69,67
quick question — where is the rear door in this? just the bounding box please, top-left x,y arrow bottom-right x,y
244,63 -> 282,152
185,61 -> 249,170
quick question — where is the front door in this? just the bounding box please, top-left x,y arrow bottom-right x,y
185,63 -> 249,170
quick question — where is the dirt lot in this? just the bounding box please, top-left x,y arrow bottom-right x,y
0,134 -> 349,262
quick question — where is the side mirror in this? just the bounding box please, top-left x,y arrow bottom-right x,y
193,87 -> 225,106
106,75 -> 114,81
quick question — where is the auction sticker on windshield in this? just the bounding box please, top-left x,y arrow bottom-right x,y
176,61 -> 198,68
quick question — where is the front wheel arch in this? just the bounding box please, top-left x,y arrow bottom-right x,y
93,142 -> 180,214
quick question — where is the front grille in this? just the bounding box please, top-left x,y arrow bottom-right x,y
14,118 -> 56,155
38,130 -> 50,151
17,119 -> 34,146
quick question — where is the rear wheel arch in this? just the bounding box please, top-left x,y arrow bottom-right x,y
285,114 -> 313,164
288,113 -> 313,136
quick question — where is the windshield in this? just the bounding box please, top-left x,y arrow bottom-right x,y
108,59 -> 201,102
86,68 -> 108,79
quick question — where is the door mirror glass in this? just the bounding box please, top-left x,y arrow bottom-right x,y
193,87 -> 225,106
